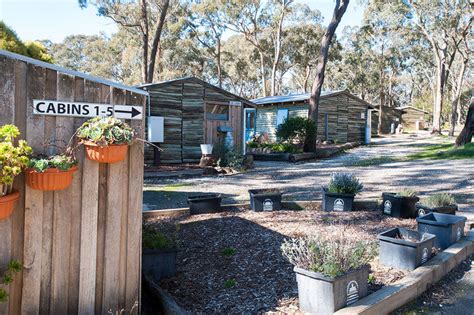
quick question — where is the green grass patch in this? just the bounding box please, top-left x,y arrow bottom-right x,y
406,142 -> 474,160
221,247 -> 236,257
224,279 -> 236,289
344,156 -> 399,167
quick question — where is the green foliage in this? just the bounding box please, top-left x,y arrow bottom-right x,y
281,226 -> 377,278
422,193 -> 456,208
28,154 -> 77,172
276,117 -> 316,148
223,279 -> 236,289
246,141 -> 302,154
327,173 -> 363,195
344,156 -> 398,167
221,247 -> 236,257
367,274 -> 376,284
0,260 -> 22,304
406,143 -> 474,161
218,149 -> 245,170
77,117 -> 135,146
0,22 -> 53,63
142,226 -> 177,250
396,189 -> 417,198
0,125 -> 32,195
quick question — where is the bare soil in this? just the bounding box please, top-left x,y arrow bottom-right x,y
145,207 -> 417,313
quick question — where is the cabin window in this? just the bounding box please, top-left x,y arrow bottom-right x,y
206,104 -> 229,121
277,109 -> 289,126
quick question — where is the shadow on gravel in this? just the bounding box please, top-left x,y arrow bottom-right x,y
143,190 -> 240,210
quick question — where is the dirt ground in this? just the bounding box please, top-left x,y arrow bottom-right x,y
146,207 -> 417,313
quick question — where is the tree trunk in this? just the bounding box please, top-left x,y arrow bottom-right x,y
141,0 -> 149,83
449,59 -> 467,136
455,99 -> 474,146
258,50 -> 268,97
271,1 -> 286,96
146,0 -> 170,83
303,65 -> 310,93
307,0 -> 349,152
216,39 -> 222,88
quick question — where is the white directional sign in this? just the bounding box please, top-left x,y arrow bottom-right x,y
33,100 -> 143,120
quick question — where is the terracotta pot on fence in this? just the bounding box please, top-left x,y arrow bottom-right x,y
83,141 -> 128,163
26,166 -> 78,191
0,190 -> 20,220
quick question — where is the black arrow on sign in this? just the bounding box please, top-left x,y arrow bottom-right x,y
115,107 -> 141,118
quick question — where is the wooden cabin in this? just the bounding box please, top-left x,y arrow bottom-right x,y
397,106 -> 430,130
139,77 -> 256,164
371,106 -> 403,134
252,90 -> 374,144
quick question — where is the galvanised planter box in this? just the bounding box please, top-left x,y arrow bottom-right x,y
248,189 -> 282,211
417,212 -> 467,250
416,204 -> 457,217
187,194 -> 222,215
382,193 -> 419,218
142,248 -> 178,282
377,228 -> 436,270
294,265 -> 369,315
322,188 -> 355,211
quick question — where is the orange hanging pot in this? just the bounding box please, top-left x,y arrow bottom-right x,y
0,190 -> 20,220
83,141 -> 129,164
26,166 -> 78,191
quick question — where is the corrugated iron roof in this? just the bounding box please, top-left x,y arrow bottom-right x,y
252,90 -> 345,104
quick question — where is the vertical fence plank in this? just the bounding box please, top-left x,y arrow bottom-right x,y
21,64 -> 46,314
38,68 -> 58,314
50,73 -> 75,314
125,93 -> 145,313
0,55 -> 15,315
9,59 -> 28,315
101,88 -> 127,313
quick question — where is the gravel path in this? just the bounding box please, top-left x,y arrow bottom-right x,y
144,133 -> 474,213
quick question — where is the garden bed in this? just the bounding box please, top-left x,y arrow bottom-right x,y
145,206 -> 417,313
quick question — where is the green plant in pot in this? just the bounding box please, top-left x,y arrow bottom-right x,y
382,188 -> 420,218
417,193 -> 457,216
26,154 -> 78,191
0,260 -> 22,303
322,173 -> 363,211
142,225 -> 178,282
76,117 -> 135,164
281,226 -> 377,314
0,124 -> 32,220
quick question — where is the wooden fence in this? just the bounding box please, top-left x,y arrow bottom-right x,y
0,50 -> 147,314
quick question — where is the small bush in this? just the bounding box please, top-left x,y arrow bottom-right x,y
422,193 -> 456,208
221,247 -> 236,257
281,226 -> 377,278
276,117 -> 316,148
142,226 -> 176,250
327,173 -> 363,195
396,189 -> 417,198
223,279 -> 236,288
218,149 -> 245,170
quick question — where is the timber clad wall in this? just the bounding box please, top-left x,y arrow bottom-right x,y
0,52 -> 145,314
256,94 -> 368,143
143,78 -> 250,164
372,106 -> 403,134
401,107 -> 428,129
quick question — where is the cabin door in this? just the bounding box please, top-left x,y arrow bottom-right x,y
243,108 -> 256,153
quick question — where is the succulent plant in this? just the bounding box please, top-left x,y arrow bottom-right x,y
76,117 -> 134,146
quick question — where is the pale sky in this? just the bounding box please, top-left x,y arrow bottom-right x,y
0,0 -> 364,43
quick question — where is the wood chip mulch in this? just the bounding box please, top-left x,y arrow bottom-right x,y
145,208 -> 417,314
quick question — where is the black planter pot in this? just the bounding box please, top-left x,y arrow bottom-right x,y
248,189 -> 282,211
294,265 -> 369,314
187,194 -> 222,215
142,248 -> 178,282
322,188 -> 355,211
382,192 -> 419,218
417,212 -> 467,250
416,204 -> 457,217
377,228 -> 436,270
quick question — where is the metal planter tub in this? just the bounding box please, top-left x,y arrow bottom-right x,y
294,265 -> 370,315
416,203 -> 457,217
187,194 -> 222,215
142,248 -> 178,282
382,192 -> 419,218
248,189 -> 282,211
417,212 -> 467,250
377,228 -> 436,270
322,188 -> 355,211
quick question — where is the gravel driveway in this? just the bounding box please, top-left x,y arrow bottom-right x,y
144,133 -> 474,214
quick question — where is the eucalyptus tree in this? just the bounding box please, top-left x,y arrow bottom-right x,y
308,0 -> 350,151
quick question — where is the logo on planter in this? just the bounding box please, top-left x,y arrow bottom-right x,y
334,198 -> 344,211
421,247 -> 429,264
456,227 -> 462,241
418,208 -> 426,216
263,199 -> 273,211
346,280 -> 359,306
383,200 -> 392,214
